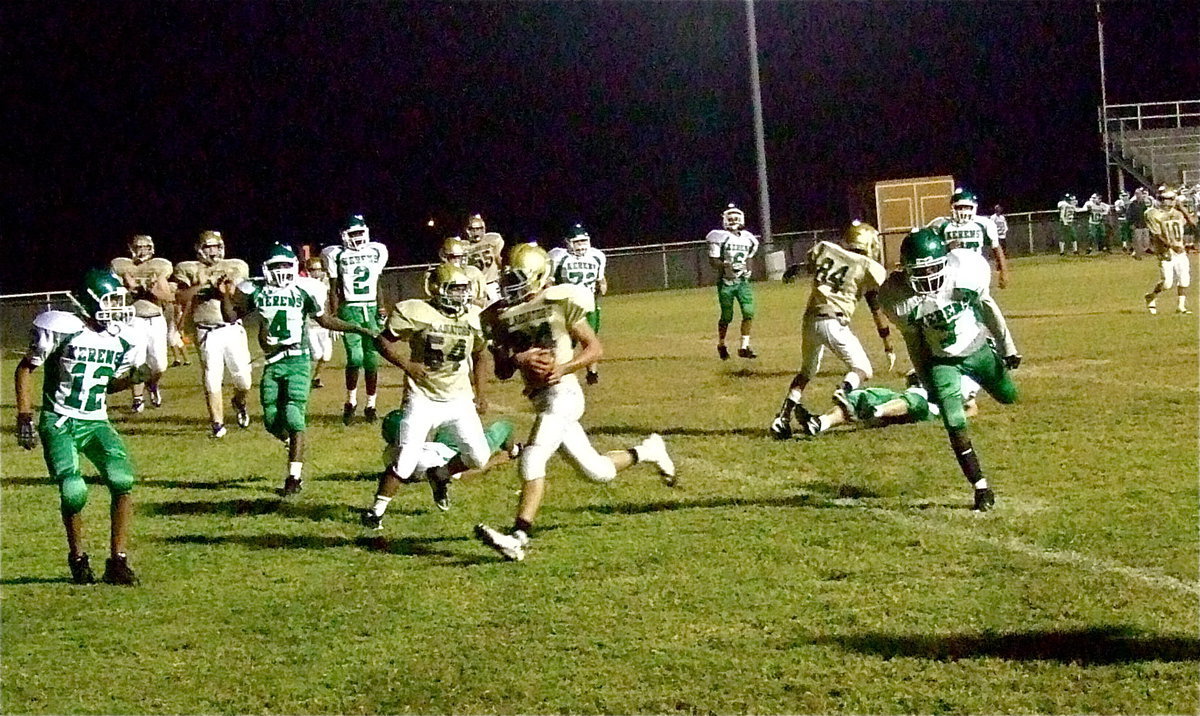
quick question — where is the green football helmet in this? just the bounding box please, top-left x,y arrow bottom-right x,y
951,187 -> 978,223
899,228 -> 949,294
262,243 -> 299,287
566,223 -> 591,256
79,268 -> 134,332
425,262 -> 472,316
341,214 -> 370,250
500,243 -> 550,305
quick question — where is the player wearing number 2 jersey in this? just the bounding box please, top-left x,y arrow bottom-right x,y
364,262 -> 491,520
878,228 -> 1021,512
322,214 -> 389,425
707,204 -> 760,359
548,223 -> 608,384
771,221 -> 895,439
223,244 -> 377,495
14,269 -> 148,585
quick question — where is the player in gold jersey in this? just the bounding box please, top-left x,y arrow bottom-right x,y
110,234 -> 174,412
770,221 -> 896,439
463,213 -> 505,304
473,244 -> 676,562
1143,186 -> 1196,315
361,263 -> 491,522
436,236 -> 489,307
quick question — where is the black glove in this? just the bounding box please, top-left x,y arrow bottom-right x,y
16,413 -> 36,450
1003,353 -> 1023,370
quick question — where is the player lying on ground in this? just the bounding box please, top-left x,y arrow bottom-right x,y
801,372 -> 980,436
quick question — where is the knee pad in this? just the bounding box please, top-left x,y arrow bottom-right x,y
578,458 -> 617,484
60,474 -> 88,514
106,467 -> 135,496
519,444 -> 553,482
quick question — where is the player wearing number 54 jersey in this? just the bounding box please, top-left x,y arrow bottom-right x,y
878,228 -> 1021,512
473,244 -> 675,562
322,214 -> 389,424
771,221 -> 895,439
14,269 -> 148,585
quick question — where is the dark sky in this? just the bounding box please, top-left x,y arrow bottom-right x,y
3,0 -> 1197,293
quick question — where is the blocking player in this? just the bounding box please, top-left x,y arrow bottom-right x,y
436,237 -> 488,307
321,214 -> 389,425
877,228 -> 1021,512
707,204 -> 760,359
174,230 -> 252,438
303,256 -> 334,388
1056,193 -> 1082,255
220,244 -> 377,495
1081,193 -> 1111,254
1143,186 -> 1195,315
802,372 -> 981,436
770,220 -> 895,439
14,269 -> 147,585
463,213 -> 505,305
548,223 -> 608,384
110,234 -> 175,411
473,244 -> 676,562
927,188 -> 1010,288
361,263 -> 491,521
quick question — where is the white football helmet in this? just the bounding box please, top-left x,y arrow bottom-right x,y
722,204 -> 745,232
341,215 -> 370,250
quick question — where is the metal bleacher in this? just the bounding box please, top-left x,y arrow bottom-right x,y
1103,100 -> 1200,188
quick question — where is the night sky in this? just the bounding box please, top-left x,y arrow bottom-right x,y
3,0 -> 1197,293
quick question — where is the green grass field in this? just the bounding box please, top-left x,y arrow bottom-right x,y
2,254 -> 1197,715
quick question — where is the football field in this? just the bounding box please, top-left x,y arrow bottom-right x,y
2,254 -> 1197,714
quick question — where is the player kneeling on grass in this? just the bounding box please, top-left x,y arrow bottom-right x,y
361,263 -> 492,523
219,243 -> 378,495
14,269 -> 149,585
803,372 -> 980,436
363,411 -> 521,524
877,228 -> 1021,512
473,243 -> 676,562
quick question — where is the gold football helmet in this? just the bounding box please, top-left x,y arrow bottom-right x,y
439,236 -> 469,266
465,214 -> 487,242
842,220 -> 879,255
500,243 -> 550,305
196,230 -> 225,264
128,234 -> 155,262
425,262 -> 473,316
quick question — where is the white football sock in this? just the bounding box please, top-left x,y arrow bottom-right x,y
366,393 -> 377,408
371,495 -> 392,517
346,390 -> 357,406
289,461 -> 303,479
740,335 -> 751,349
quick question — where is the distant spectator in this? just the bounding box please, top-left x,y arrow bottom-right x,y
1129,187 -> 1152,260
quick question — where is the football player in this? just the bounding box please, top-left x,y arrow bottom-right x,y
13,269 -> 147,585
473,244 -> 676,562
362,263 -> 491,519
1143,186 -> 1195,315
436,236 -> 488,307
1129,187 -> 1153,259
110,234 -> 174,411
927,188 -> 1010,288
463,213 -> 505,305
303,256 -> 334,389
802,372 -> 981,436
707,204 -> 760,359
989,204 -> 1009,250
1113,190 -> 1134,255
1056,193 -> 1083,255
321,214 -> 389,425
1081,192 -> 1111,254
770,221 -> 895,439
166,299 -> 192,367
877,228 -> 1021,512
173,230 -> 252,438
548,223 -> 608,384
220,244 -> 377,494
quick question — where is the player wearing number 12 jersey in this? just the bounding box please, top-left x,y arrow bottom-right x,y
14,269 -> 148,585
771,221 -> 895,439
548,223 -> 608,384
878,228 -> 1021,512
223,244 -> 377,495
322,214 -> 389,424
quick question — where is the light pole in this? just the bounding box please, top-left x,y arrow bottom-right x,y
745,0 -> 773,252
1096,0 -> 1116,197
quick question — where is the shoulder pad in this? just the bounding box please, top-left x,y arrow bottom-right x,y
295,275 -> 325,294
320,245 -> 340,259
147,257 -> 173,273
705,230 -> 727,242
33,310 -> 85,333
111,257 -> 134,273
544,283 -> 595,312
463,305 -> 483,329
484,232 -> 503,242
236,279 -> 260,295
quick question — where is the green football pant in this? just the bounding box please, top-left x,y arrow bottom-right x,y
1118,222 -> 1133,245
847,387 -> 932,423
338,303 -> 380,372
717,280 -> 756,325
586,307 -> 601,334
1088,223 -> 1108,250
923,345 -> 1017,432
38,412 -> 134,514
1058,223 -> 1077,246
261,356 -> 312,440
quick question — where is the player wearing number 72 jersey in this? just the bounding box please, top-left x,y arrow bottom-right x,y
222,244 -> 378,495
548,223 -> 608,384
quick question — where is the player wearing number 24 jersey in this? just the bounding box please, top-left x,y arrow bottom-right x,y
877,228 -> 1021,512
14,269 -> 148,585
322,214 -> 389,424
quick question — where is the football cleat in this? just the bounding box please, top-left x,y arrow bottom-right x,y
972,487 -> 996,512
364,407 -> 378,423
233,398 -> 250,429
832,389 -> 856,422
803,414 -> 825,437
311,377 -> 324,389
282,477 -> 303,496
69,553 -> 96,585
474,523 -> 527,562
131,397 -> 145,414
717,345 -> 730,361
1178,308 -> 1193,315
342,403 -> 356,426
148,387 -> 163,408
769,414 -> 793,440
102,554 -> 139,586
637,433 -> 676,486
427,468 -> 451,511
211,422 -> 227,439
586,369 -> 599,385
737,346 -> 758,359
359,509 -> 383,531
1144,293 -> 1157,315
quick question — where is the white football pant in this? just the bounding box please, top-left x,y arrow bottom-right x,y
307,323 -> 334,362
521,378 -> 617,483
390,392 -> 489,480
1159,252 -> 1191,289
131,314 -> 168,375
197,323 -> 253,395
800,315 -> 873,380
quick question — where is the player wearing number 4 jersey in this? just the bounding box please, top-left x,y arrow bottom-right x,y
14,269 -> 148,585
548,223 -> 608,384
771,221 -> 895,440
364,262 -> 491,519
322,214 -> 389,424
222,244 -> 378,495
474,244 -> 675,562
878,228 -> 1021,512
